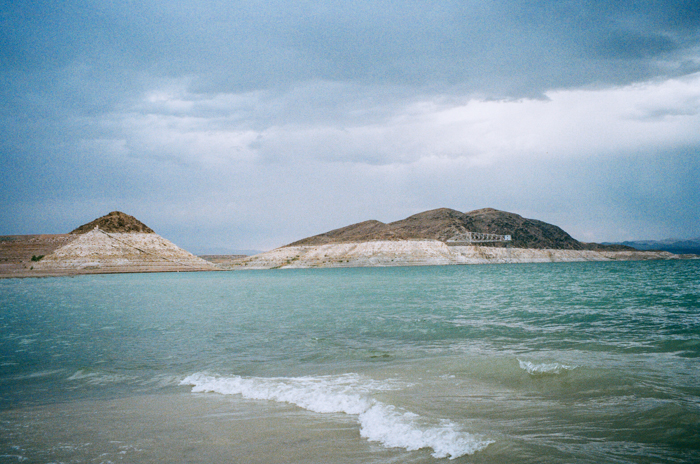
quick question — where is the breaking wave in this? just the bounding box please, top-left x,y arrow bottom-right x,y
518,359 -> 577,375
180,372 -> 492,459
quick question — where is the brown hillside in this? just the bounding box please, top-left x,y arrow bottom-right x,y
71,211 -> 154,234
0,234 -> 77,276
287,208 -> 632,250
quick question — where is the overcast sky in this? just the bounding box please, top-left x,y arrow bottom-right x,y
2,1 -> 699,253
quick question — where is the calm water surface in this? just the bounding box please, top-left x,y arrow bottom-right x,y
1,260 -> 699,463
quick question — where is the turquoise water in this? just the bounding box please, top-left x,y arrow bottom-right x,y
1,260 -> 699,463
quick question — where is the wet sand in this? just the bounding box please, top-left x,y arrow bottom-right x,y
1,392 -> 429,464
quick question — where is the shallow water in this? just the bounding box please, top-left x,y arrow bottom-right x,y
1,260 -> 699,463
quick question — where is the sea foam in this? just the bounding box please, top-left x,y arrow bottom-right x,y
518,359 -> 576,375
181,373 -> 492,459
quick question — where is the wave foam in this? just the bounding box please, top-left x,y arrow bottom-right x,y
66,369 -> 137,385
518,359 -> 576,375
180,373 -> 491,459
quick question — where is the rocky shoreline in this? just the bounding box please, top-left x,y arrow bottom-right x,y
225,240 -> 685,270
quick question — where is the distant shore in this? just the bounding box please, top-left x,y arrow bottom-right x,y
2,235 -> 696,279
221,240 -> 692,270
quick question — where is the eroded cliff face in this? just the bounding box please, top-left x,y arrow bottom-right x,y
228,240 -> 679,270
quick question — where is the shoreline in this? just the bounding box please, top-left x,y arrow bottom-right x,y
227,240 -> 692,270
2,238 -> 695,279
0,231 -> 218,279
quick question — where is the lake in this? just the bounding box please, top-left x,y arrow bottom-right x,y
1,260 -> 699,463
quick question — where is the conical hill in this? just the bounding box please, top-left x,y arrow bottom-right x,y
71,211 -> 154,234
32,211 -> 216,275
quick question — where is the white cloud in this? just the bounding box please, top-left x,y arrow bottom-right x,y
103,73 -> 700,170
389,72 -> 700,164
56,72 -> 698,248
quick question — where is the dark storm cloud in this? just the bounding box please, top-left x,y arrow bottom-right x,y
4,1 -> 699,95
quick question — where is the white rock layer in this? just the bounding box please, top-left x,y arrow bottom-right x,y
33,229 -> 217,273
233,240 -> 679,269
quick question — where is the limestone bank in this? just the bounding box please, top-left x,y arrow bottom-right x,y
227,240 -> 680,270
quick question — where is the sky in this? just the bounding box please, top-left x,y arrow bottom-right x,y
2,0 -> 699,253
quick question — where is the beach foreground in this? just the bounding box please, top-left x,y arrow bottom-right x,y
3,393 -> 417,464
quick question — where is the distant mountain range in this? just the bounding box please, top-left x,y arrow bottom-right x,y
603,238 -> 700,255
288,207 -> 632,251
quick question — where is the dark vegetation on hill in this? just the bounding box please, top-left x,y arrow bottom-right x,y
71,211 -> 154,234
287,208 -> 634,251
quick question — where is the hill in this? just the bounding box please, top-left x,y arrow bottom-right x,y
230,207 -> 677,269
1,211 -> 216,277
0,234 -> 77,276
71,211 -> 155,234
610,238 -> 700,255
287,208 -> 630,250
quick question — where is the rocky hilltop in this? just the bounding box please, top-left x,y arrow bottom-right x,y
71,211 -> 155,234
288,208 -> 630,250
